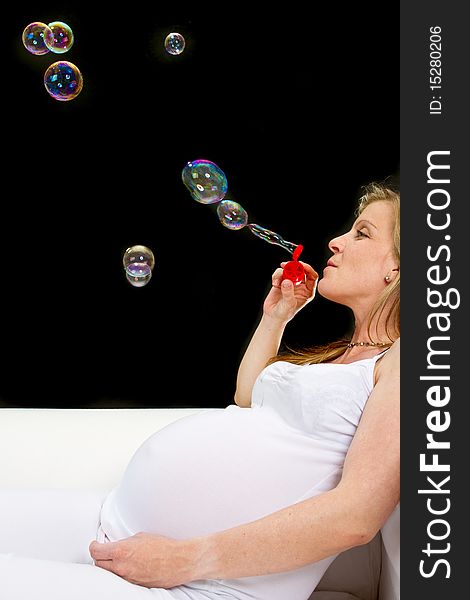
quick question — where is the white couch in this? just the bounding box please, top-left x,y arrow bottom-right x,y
0,408 -> 399,600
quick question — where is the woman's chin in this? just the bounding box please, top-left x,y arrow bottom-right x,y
317,280 -> 343,304
316,278 -> 331,299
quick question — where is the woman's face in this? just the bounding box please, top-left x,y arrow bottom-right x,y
317,200 -> 398,310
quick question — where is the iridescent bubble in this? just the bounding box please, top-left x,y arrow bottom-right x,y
45,21 -> 74,54
164,32 -> 185,55
184,160 -> 304,269
123,245 -> 155,288
125,262 -> 153,288
182,159 -> 228,204
22,22 -> 54,55
217,200 -> 248,230
247,225 -> 305,284
43,61 -> 83,101
247,223 -> 299,254
123,245 -> 155,270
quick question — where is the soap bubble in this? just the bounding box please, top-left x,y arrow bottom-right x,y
123,245 -> 155,288
123,245 -> 155,270
181,158 -> 304,277
44,61 -> 83,101
22,22 -> 54,55
182,159 -> 228,204
125,262 -> 153,287
45,21 -> 74,54
247,223 -> 299,254
164,32 -> 185,55
217,200 -> 248,230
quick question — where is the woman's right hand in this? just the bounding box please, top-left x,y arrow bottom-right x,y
263,261 -> 318,323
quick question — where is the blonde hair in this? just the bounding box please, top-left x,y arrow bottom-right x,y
269,181 -> 400,365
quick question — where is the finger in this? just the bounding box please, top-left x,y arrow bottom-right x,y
300,264 -> 319,290
94,559 -> 118,573
299,261 -> 318,280
280,278 -> 295,298
89,540 -> 119,560
271,267 -> 284,288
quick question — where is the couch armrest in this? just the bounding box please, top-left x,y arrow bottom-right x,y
0,408 -> 203,490
0,489 -> 106,563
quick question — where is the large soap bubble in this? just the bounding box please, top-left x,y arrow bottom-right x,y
45,21 -> 74,54
182,159 -> 228,204
44,61 -> 83,101
22,22 -> 54,55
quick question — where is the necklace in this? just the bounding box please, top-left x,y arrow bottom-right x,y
347,341 -> 389,349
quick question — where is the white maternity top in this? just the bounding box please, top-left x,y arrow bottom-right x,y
99,353 -> 386,600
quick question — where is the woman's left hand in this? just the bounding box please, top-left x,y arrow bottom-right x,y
89,532 -> 195,588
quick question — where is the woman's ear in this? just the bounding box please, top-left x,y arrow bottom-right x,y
385,267 -> 399,283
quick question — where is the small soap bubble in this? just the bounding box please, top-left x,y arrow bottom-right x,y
182,159 -> 228,204
123,245 -> 155,288
123,245 -> 155,270
164,32 -> 185,55
22,22 -> 54,55
217,200 -> 248,230
43,61 -> 83,101
125,262 -> 153,287
45,21 -> 74,54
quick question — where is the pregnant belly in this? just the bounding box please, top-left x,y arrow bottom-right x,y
100,406 -> 340,540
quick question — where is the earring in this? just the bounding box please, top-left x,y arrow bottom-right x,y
385,275 -> 391,282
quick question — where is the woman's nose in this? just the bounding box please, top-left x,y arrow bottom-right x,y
328,235 -> 344,253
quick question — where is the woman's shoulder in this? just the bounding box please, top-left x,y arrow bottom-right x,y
385,337 -> 400,359
374,338 -> 400,383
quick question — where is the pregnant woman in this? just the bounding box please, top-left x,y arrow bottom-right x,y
1,182 -> 400,600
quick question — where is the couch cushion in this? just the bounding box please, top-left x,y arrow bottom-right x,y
308,533 -> 382,600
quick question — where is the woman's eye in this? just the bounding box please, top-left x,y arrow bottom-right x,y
356,229 -> 369,238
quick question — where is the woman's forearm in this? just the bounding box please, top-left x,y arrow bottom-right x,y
186,486 -> 372,581
234,315 -> 287,407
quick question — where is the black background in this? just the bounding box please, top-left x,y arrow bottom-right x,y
2,2 -> 399,408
